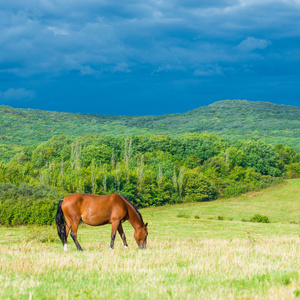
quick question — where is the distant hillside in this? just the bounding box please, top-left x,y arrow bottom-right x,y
0,100 -> 299,160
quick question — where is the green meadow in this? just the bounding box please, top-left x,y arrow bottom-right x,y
0,179 -> 299,299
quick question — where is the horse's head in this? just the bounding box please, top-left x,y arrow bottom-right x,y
134,223 -> 148,249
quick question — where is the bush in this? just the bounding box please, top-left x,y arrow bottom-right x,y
177,213 -> 190,218
286,162 -> 300,178
0,183 -> 66,226
0,182 -> 65,203
0,199 -> 58,226
249,214 -> 270,223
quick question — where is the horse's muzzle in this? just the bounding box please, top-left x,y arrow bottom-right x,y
139,245 -> 146,249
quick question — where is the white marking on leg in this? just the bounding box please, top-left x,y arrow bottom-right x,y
124,245 -> 128,248
64,244 -> 68,251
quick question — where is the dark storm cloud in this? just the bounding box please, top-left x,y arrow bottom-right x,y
1,0 -> 299,75
0,0 -> 299,112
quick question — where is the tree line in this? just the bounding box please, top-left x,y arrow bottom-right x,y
0,133 -> 299,226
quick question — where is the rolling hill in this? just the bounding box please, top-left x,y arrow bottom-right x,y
0,99 -> 299,161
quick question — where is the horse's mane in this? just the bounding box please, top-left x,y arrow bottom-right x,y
117,194 -> 145,225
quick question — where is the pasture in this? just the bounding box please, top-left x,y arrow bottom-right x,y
0,180 -> 299,299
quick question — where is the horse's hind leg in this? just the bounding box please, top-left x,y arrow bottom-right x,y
117,223 -> 128,248
63,217 -> 71,251
70,218 -> 83,251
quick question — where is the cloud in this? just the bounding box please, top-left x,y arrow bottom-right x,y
0,0 -> 299,79
237,37 -> 272,52
79,65 -> 102,76
113,62 -> 131,73
0,88 -> 36,101
152,64 -> 186,74
174,0 -> 239,9
47,26 -> 69,36
194,64 -> 223,76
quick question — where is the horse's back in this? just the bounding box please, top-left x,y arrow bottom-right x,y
62,193 -> 128,226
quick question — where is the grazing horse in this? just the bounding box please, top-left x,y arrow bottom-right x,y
56,193 -> 148,251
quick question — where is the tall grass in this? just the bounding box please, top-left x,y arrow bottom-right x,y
0,234 -> 299,299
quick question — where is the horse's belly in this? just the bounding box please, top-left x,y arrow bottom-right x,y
81,208 -> 111,226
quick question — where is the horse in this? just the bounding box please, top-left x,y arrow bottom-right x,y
56,193 -> 148,251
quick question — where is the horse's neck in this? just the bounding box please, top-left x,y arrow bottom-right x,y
125,202 -> 144,229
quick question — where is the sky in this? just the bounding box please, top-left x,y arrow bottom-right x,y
0,0 -> 299,115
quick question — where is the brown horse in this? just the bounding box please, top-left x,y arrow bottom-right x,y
56,193 -> 148,251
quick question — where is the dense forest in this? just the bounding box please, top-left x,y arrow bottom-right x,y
0,100 -> 299,225
0,132 -> 299,226
0,100 -> 299,162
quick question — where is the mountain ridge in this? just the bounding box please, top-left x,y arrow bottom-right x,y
0,99 -> 299,161
1,99 -> 299,118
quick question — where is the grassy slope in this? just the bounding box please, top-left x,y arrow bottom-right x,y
0,180 -> 299,299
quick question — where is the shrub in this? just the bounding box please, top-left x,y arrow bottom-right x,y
0,182 -> 65,203
0,182 -> 66,226
286,162 -> 300,178
249,214 -> 270,223
0,199 -> 59,226
177,213 -> 190,218
294,290 -> 300,297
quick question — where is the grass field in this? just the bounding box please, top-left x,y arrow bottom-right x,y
0,180 -> 299,299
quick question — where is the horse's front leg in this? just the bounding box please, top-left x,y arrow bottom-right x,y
110,221 -> 120,249
117,223 -> 128,248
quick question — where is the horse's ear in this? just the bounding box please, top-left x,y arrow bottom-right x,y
145,223 -> 148,227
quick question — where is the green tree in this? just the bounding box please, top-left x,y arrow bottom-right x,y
241,140 -> 284,177
184,170 -> 218,202
81,145 -> 112,167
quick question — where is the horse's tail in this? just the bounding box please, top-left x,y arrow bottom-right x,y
56,199 -> 66,245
